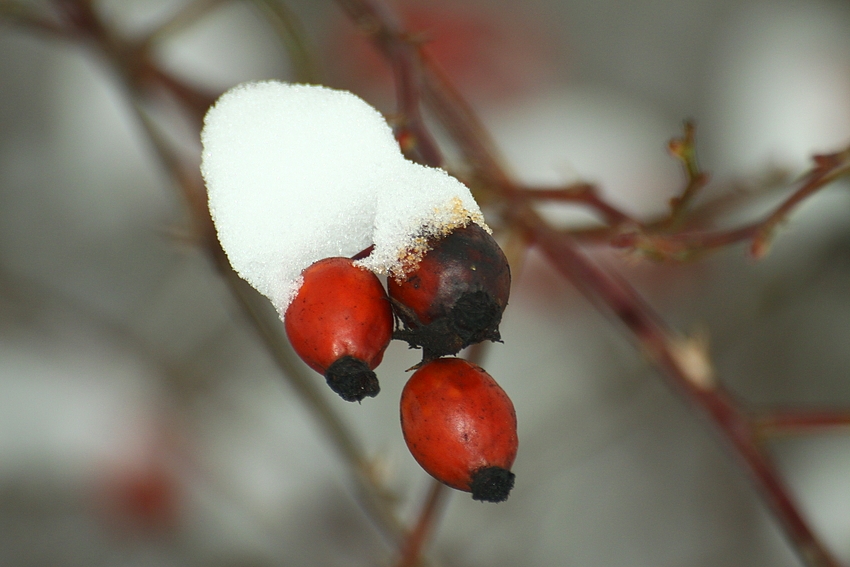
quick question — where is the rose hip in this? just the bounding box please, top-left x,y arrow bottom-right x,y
285,257 -> 393,402
389,223 -> 511,359
400,357 -> 517,502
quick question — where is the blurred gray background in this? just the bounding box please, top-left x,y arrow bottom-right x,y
1,0 -> 849,565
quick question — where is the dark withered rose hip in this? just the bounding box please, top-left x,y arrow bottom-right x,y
285,257 -> 393,402
388,223 -> 511,359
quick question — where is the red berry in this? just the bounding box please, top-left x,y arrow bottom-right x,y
400,358 -> 517,502
285,257 -> 393,402
389,223 -> 511,359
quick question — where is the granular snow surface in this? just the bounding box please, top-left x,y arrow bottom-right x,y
201,81 -> 485,316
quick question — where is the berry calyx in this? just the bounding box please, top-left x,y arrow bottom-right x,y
285,257 -> 393,402
324,355 -> 381,403
389,223 -> 511,359
400,358 -> 517,502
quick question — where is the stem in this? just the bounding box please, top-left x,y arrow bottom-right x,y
140,0 -> 230,46
665,120 -> 710,226
250,0 -> 322,84
751,148 -> 850,258
334,0 -> 442,167
515,204 -> 842,567
516,183 -> 639,228
0,1 -> 67,37
395,480 -> 450,567
126,94 -> 407,548
336,1 -> 847,564
756,410 -> 850,437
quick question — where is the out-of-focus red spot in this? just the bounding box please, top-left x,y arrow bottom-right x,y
117,466 -> 178,530
327,1 -> 557,105
94,421 -> 184,535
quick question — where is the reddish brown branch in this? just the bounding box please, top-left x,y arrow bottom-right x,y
666,120 -> 710,225
611,224 -> 759,261
512,205 -> 842,567
608,147 -> 850,261
338,1 -> 848,564
751,147 -> 850,258
515,183 -> 639,228
755,410 -> 850,437
41,0 -> 410,548
0,2 -> 67,37
334,0 -> 442,167
19,1 -> 846,564
395,480 -> 449,567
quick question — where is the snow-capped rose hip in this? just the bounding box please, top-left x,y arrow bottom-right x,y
400,358 -> 517,502
284,257 -> 393,402
389,223 -> 511,359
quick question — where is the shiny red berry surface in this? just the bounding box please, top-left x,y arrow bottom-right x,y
285,257 -> 393,402
400,358 -> 517,502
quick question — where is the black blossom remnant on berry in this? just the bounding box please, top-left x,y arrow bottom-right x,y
324,356 -> 380,402
390,223 -> 511,360
470,466 -> 515,503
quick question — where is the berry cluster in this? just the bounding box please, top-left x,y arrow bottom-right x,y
284,223 -> 517,503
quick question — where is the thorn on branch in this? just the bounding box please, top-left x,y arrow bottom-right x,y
667,331 -> 715,390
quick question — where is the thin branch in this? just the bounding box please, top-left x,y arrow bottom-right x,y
512,204 -> 842,567
392,341 -> 489,567
28,0 -> 409,548
755,410 -> 850,438
612,147 -> 850,262
250,0 -> 322,84
394,480 -> 449,567
336,2 -> 846,563
125,98 -> 407,548
0,1 -> 67,37
140,0 -> 230,47
419,51 -> 511,186
665,120 -> 710,225
610,224 -> 759,262
516,183 -> 639,228
334,0 -> 442,167
751,147 -> 850,258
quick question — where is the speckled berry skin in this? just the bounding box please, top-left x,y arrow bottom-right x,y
400,358 -> 517,502
389,223 -> 511,359
285,257 -> 393,401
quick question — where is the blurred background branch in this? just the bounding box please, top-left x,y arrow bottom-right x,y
1,0 -> 849,566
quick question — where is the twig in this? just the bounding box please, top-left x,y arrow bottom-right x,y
127,98 -> 407,547
612,147 -> 850,262
665,120 -> 710,225
751,147 -> 850,258
392,342 -> 489,567
250,0 -> 322,84
610,224 -> 759,262
334,0 -> 442,167
513,205 -> 842,567
51,0 -> 410,548
336,1 -> 847,565
515,183 -> 639,228
755,410 -> 850,438
139,0 -> 230,47
0,1 -> 67,37
395,480 -> 449,567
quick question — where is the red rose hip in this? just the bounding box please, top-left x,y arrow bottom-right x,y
285,257 -> 393,402
400,358 -> 518,502
389,223 -> 511,359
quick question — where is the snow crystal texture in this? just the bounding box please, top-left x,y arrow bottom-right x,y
201,82 -> 484,315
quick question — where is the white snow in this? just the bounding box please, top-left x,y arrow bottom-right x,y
201,81 -> 484,316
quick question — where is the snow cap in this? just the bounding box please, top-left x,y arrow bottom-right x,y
201,81 -> 485,315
